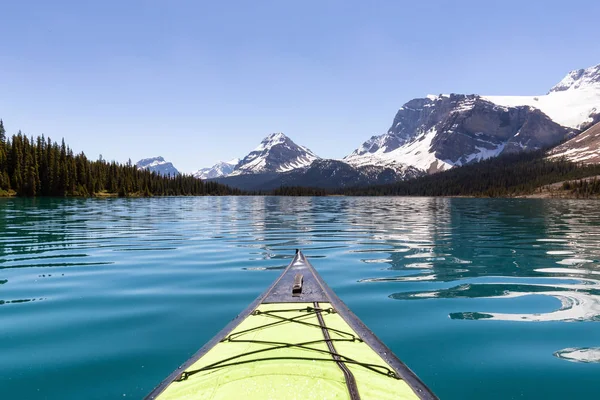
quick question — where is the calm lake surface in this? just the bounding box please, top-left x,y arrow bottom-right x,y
1,197 -> 599,399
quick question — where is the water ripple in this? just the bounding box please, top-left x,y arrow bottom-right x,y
1,197 -> 600,399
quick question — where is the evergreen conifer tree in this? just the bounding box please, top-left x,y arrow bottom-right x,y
0,120 -> 242,197
0,120 -> 8,189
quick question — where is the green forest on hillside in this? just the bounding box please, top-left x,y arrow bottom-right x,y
2,119 -> 600,198
0,121 -> 240,197
273,151 -> 600,197
340,151 -> 600,197
561,178 -> 600,197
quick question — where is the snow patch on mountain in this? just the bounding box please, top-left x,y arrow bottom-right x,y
346,127 -> 453,174
457,142 -> 507,166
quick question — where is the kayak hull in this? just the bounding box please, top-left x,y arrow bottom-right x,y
146,251 -> 437,400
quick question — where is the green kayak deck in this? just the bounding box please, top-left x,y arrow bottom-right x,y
146,251 -> 437,400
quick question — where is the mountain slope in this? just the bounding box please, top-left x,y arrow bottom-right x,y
345,63 -> 600,175
229,133 -> 319,176
213,159 -> 424,191
549,64 -> 600,93
193,158 -> 239,180
345,94 -> 572,173
275,159 -> 423,188
135,156 -> 179,176
548,122 -> 600,164
340,150 -> 600,197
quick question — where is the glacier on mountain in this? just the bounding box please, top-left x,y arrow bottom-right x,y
345,63 -> 599,174
484,63 -> 600,129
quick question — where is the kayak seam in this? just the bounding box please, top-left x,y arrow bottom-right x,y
314,301 -> 361,400
304,256 -> 438,400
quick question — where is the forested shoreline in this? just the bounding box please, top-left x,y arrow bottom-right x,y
0,121 -> 241,197
2,120 -> 600,199
339,151 -> 600,197
273,151 -> 600,197
560,178 -> 600,197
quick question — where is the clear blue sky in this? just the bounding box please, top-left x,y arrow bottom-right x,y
1,0 -> 599,173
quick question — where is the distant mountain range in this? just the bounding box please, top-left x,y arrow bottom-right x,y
187,133 -> 321,188
209,133 -> 424,190
137,62 -> 600,190
192,158 -> 239,180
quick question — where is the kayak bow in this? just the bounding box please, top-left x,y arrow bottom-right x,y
146,250 -> 437,399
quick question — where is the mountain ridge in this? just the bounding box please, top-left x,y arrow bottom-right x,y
344,63 -> 599,175
135,156 -> 180,176
189,62 -> 600,190
345,94 -> 573,174
549,63 -> 600,93
193,158 -> 240,180
228,132 -> 320,176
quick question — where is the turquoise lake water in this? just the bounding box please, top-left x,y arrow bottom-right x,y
1,197 -> 599,399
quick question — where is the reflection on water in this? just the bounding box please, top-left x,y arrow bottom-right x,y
554,347 -> 600,363
449,290 -> 600,322
354,200 -> 600,315
1,197 -> 600,400
394,281 -> 600,322
369,199 -> 600,354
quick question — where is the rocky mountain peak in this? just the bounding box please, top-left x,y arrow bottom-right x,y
135,156 -> 179,176
253,132 -> 291,152
193,158 -> 240,180
228,133 -> 320,176
549,63 -> 600,93
137,156 -> 165,164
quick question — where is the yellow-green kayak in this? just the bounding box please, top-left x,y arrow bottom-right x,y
145,250 -> 437,400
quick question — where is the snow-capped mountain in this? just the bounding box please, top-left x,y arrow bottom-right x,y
193,158 -> 240,180
549,64 -> 600,93
135,156 -> 179,176
345,94 -> 572,173
548,121 -> 600,164
483,63 -> 600,129
346,63 -> 600,173
229,133 -> 319,176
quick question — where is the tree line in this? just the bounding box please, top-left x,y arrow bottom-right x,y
3,118 -> 599,198
271,186 -> 328,196
562,178 -> 600,197
272,150 -> 600,197
339,150 -> 600,197
0,120 -> 241,197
